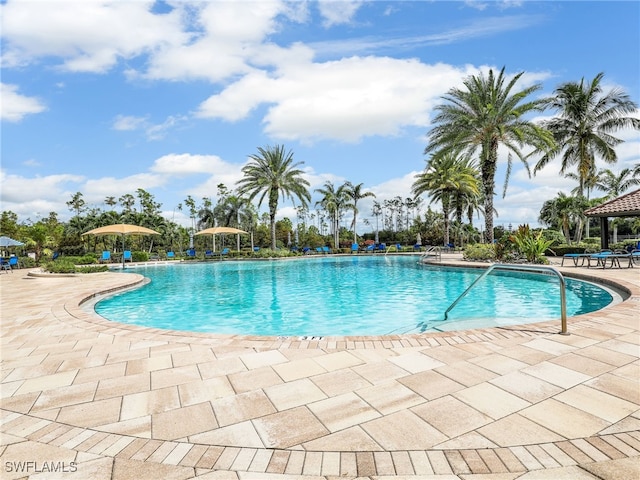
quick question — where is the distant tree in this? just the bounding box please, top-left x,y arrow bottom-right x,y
315,181 -> 349,249
66,192 -> 86,217
344,182 -> 375,244
236,145 -> 310,250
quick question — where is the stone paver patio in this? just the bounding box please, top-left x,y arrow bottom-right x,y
1,255 -> 638,479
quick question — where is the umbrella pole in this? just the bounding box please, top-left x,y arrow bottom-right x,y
122,234 -> 125,269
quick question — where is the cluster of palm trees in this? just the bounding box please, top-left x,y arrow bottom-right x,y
414,69 -> 639,245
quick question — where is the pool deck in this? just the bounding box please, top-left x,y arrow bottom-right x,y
1,255 -> 638,479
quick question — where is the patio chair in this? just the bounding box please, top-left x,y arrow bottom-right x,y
1,257 -> 11,273
322,246 -> 332,254
166,251 -> 176,260
186,248 -> 196,258
100,251 -> 111,263
221,248 -> 230,258
351,243 -> 359,253
560,252 -> 592,267
205,250 -> 214,258
123,250 -> 132,262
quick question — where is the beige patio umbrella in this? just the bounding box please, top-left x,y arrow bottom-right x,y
194,226 -> 248,252
82,224 -> 160,268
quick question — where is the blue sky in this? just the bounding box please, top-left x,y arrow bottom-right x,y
1,0 -> 639,232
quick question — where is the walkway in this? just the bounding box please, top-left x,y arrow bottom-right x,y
1,257 -> 638,479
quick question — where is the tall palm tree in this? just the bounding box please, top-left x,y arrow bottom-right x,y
412,152 -> 480,246
236,145 -> 311,250
426,67 -> 554,243
315,181 -> 349,249
344,182 -> 376,244
534,72 -> 640,196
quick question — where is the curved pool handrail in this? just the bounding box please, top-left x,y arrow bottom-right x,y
444,263 -> 568,335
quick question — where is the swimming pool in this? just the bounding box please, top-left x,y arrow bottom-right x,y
94,256 -> 614,336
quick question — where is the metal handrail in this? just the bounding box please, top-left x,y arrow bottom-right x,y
421,246 -> 441,262
444,263 -> 568,335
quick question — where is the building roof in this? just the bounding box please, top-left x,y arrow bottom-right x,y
584,188 -> 640,218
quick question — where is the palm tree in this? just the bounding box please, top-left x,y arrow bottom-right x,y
344,182 -> 375,244
534,72 -> 640,196
412,152 -> 480,246
236,145 -> 311,250
595,168 -> 640,198
315,181 -> 349,249
426,67 -> 554,243
539,192 -> 588,245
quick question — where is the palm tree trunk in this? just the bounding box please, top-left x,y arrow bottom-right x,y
482,147 -> 497,244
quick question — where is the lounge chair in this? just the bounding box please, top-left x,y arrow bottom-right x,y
586,250 -> 613,268
322,246 -> 332,254
365,244 -> 375,253
1,257 -> 11,273
186,248 -> 196,258
395,243 -> 402,252
376,243 -> 386,253
166,251 -> 176,260
221,248 -> 230,258
123,250 -> 132,262
560,252 -> 593,267
205,249 -> 214,258
100,251 -> 111,263
351,243 -> 359,253
316,247 -> 323,254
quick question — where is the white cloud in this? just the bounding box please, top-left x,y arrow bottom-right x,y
198,58 -> 480,143
1,83 -> 46,121
0,1 -> 186,72
112,115 -> 148,131
317,0 -> 365,27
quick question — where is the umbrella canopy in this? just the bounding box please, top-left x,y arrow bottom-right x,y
194,226 -> 248,252
82,224 -> 160,268
194,227 -> 248,235
83,224 -> 160,236
0,236 -> 24,247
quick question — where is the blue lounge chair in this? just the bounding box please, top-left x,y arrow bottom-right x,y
376,243 -> 386,252
351,243 -> 359,253
1,257 -> 11,273
205,249 -> 214,258
316,247 -> 323,254
396,243 -> 402,252
166,251 -> 176,260
302,247 -> 311,255
365,244 -> 375,253
322,246 -> 332,254
560,253 -> 592,267
123,250 -> 132,262
186,248 -> 196,258
221,248 -> 230,257
587,250 -> 613,268
100,251 -> 111,263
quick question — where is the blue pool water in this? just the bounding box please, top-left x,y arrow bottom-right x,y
95,256 -> 614,337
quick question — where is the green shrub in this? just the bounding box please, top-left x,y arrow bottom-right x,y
463,243 -> 496,261
43,259 -> 77,273
76,265 -> 109,273
131,251 -> 148,262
